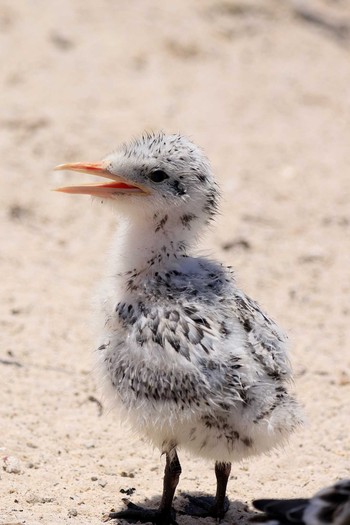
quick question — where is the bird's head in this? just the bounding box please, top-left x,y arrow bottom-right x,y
54,132 -> 220,228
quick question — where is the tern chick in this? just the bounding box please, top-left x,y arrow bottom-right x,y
55,132 -> 303,524
252,479 -> 350,525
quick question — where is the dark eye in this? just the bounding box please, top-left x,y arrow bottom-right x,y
148,170 -> 169,183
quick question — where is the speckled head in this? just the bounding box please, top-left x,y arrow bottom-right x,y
54,131 -> 221,225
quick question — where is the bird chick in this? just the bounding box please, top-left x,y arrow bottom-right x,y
252,479 -> 350,525
55,132 -> 303,524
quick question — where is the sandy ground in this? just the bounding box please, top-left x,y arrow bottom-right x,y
1,1 -> 350,524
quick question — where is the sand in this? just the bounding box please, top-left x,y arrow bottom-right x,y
1,0 -> 350,523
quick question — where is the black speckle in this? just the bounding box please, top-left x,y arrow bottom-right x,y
136,333 -> 147,346
153,332 -> 163,347
128,280 -> 137,291
194,316 -> 211,329
207,360 -> 218,370
220,321 -> 231,336
167,336 -> 181,352
242,437 -> 253,447
166,310 -> 180,322
200,341 -> 211,354
183,305 -> 198,316
179,319 -> 190,337
243,319 -> 252,332
155,214 -> 168,233
172,179 -> 186,196
267,370 -> 281,380
203,186 -> 220,220
253,403 -> 278,423
181,213 -> 197,229
202,416 -> 213,429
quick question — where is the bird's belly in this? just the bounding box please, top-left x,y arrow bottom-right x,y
96,344 -> 302,463
95,308 -> 302,463
121,399 -> 301,463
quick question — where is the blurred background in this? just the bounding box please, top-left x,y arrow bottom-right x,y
1,1 -> 349,523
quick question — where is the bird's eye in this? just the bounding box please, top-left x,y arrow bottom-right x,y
148,170 -> 169,183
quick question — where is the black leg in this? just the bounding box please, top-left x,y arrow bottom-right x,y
159,448 -> 182,513
184,461 -> 231,521
109,448 -> 181,524
213,461 -> 231,518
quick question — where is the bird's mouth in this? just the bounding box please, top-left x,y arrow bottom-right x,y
53,162 -> 148,197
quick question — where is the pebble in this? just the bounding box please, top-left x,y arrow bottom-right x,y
120,471 -> 135,478
25,492 -> 41,504
68,508 -> 78,517
25,492 -> 55,504
26,442 -> 38,449
3,455 -> 22,474
338,371 -> 350,386
98,479 -> 107,488
84,441 -> 95,449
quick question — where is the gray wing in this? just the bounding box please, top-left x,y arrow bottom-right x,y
232,289 -> 291,379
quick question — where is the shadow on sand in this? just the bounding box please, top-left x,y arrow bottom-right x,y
107,492 -> 259,524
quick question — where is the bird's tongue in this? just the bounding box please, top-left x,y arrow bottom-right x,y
93,181 -> 140,190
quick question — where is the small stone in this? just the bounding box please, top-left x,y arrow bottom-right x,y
120,471 -> 135,478
338,371 -> 350,386
221,238 -> 251,251
84,442 -> 95,449
26,492 -> 41,504
120,487 -> 136,496
41,497 -> 55,503
26,442 -> 38,449
68,508 -> 78,517
50,32 -> 75,51
3,455 -> 22,474
91,476 -> 98,481
98,479 -> 107,488
298,247 -> 327,264
26,461 -> 39,469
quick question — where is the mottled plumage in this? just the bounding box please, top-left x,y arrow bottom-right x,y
55,132 -> 303,524
252,479 -> 350,525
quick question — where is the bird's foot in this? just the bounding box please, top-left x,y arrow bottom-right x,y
109,501 -> 178,524
183,495 -> 229,522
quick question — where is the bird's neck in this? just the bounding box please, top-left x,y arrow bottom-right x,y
110,211 -> 201,280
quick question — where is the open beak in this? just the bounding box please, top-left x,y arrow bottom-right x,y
53,162 -> 148,197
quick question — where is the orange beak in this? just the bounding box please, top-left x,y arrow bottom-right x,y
53,162 -> 148,197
